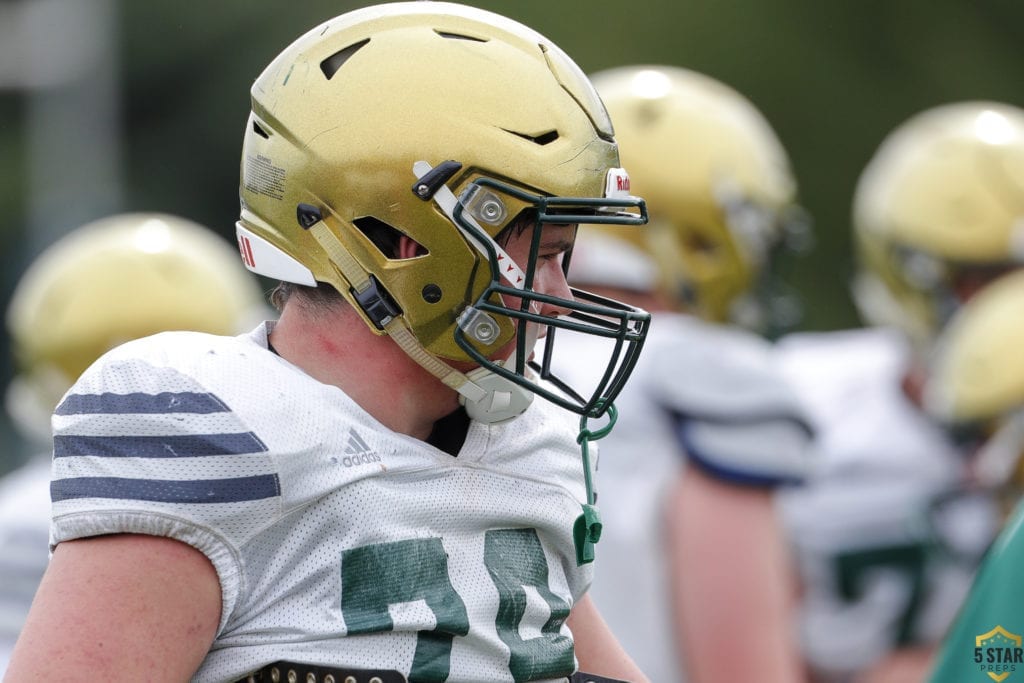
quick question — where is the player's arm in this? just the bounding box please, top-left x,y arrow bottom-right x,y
568,592 -> 651,683
649,330 -> 813,683
4,533 -> 221,681
665,467 -> 807,683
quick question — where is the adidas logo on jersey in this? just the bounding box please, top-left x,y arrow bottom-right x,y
341,429 -> 381,467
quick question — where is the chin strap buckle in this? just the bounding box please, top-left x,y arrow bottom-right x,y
573,403 -> 617,565
573,503 -> 603,566
352,275 -> 401,330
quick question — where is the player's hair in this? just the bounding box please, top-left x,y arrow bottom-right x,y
270,281 -> 344,313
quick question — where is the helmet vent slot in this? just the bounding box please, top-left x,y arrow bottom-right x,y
505,129 -> 560,146
353,216 -> 428,260
435,30 -> 487,43
320,38 -> 370,80
251,121 -> 270,139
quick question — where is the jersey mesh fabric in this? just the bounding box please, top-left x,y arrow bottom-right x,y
50,323 -> 594,683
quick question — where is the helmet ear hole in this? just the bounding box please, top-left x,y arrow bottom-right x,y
353,216 -> 428,260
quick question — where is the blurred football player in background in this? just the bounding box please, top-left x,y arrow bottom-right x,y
554,64 -> 814,683
923,269 -> 1024,683
775,100 -> 1024,682
0,212 -> 267,674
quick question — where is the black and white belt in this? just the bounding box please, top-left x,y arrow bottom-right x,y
235,661 -> 631,683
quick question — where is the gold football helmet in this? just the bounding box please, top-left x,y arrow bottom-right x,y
578,64 -> 809,334
852,101 -> 1024,353
236,2 -> 649,421
6,212 -> 267,443
925,270 -> 1024,490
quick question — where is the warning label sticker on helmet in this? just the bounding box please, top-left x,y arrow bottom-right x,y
244,154 -> 286,201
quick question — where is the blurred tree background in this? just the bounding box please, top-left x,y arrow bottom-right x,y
1,0 -> 1022,471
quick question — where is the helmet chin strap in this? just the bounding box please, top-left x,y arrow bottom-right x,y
389,318 -> 534,425
459,324 -> 538,424
460,364 -> 534,423
299,187 -> 535,425
411,160 -> 540,424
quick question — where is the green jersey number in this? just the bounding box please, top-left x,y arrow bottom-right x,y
835,543 -> 928,644
341,528 -> 574,683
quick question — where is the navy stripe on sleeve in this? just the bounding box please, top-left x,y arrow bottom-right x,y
54,432 -> 268,459
673,416 -> 807,488
56,391 -> 229,416
51,475 -> 281,504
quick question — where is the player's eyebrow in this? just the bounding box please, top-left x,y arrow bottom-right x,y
539,236 -> 576,253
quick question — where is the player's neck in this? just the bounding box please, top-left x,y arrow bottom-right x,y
269,300 -> 461,440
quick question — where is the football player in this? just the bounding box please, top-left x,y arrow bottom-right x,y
0,212 -> 267,674
775,100 -> 1024,682
5,3 -> 654,682
923,269 -> 1024,683
554,64 -> 815,683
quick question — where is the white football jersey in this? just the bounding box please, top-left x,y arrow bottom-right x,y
0,456 -> 52,675
550,312 -> 814,683
774,327 -> 999,678
50,323 -> 596,683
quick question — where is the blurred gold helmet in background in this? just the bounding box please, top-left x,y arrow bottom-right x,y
583,64 -> 810,334
925,269 -> 1024,490
852,101 -> 1024,353
6,212 -> 266,442
926,269 -> 1024,425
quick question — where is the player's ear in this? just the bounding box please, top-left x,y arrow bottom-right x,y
397,235 -> 427,259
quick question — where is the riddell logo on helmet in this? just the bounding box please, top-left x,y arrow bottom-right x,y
604,168 -> 632,198
238,234 -> 256,268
